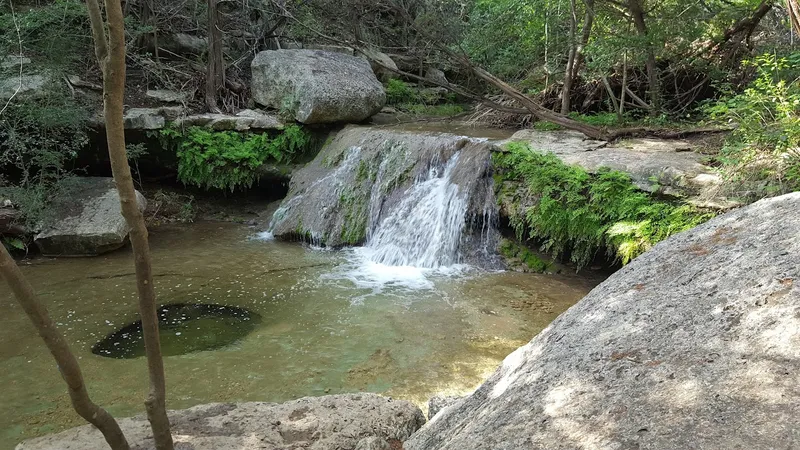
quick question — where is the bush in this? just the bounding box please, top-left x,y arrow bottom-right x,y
164,125 -> 312,192
494,142 -> 715,269
704,52 -> 800,200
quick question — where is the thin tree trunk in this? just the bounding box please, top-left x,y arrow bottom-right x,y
627,0 -> 660,113
619,51 -> 628,120
789,0 -> 800,34
571,0 -> 595,81
561,0 -> 578,114
0,246 -> 130,450
85,1 -> 174,449
206,0 -> 223,113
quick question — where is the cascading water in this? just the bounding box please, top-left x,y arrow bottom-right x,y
266,126 -> 502,281
364,154 -> 468,269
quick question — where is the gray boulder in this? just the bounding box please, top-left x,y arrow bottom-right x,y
359,47 -> 399,81
0,74 -> 47,100
34,178 -> 146,257
251,49 -> 385,124
17,394 -> 425,450
355,436 -> 391,450
146,89 -> 188,104
427,395 -> 464,419
406,193 -> 800,450
425,68 -> 449,86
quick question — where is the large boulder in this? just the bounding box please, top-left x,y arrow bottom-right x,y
407,193 -> 800,450
17,394 -> 425,450
34,178 -> 146,257
251,49 -> 385,124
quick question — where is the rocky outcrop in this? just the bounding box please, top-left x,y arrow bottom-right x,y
17,394 -> 425,450
114,107 -> 284,131
0,74 -> 47,100
506,130 -> 729,206
427,395 -> 464,419
407,193 -> 800,450
359,47 -> 399,81
251,49 -> 385,124
34,178 -> 146,257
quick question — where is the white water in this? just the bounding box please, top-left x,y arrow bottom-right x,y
365,154 -> 468,269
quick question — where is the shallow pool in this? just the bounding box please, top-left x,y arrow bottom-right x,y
0,221 -> 601,448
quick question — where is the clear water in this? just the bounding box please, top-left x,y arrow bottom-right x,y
91,303 -> 262,359
0,222 -> 601,448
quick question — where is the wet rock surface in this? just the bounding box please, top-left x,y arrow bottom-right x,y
269,126 -> 500,267
34,178 -> 146,256
17,394 -> 425,450
251,49 -> 385,124
406,193 -> 800,450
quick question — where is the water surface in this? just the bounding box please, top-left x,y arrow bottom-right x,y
0,222 -> 601,448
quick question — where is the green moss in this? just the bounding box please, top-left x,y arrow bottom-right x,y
494,142 -> 716,269
499,239 -> 552,273
338,189 -> 369,245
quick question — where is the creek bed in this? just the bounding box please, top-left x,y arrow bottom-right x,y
0,221 -> 602,448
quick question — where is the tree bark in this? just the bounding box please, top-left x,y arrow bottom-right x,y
0,245 -> 130,450
627,0 -> 660,113
206,0 -> 224,113
571,0 -> 595,82
561,0 -> 578,114
85,0 -> 174,449
789,0 -> 800,35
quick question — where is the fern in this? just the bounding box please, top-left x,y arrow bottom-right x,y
494,142 -> 715,269
165,125 -> 311,192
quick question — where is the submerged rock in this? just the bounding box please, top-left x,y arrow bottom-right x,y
406,193 -> 800,450
269,126 -> 500,267
17,394 -> 425,450
34,178 -> 145,257
251,49 -> 385,124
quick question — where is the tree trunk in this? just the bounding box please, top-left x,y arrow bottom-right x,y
206,0 -> 224,113
571,0 -> 595,81
627,0 -> 660,113
0,246 -> 130,450
561,0 -> 578,114
85,1 -> 174,449
789,0 -> 800,35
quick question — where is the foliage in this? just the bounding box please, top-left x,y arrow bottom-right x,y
164,125 -> 312,192
704,51 -> 800,200
385,79 -> 463,116
0,0 -> 92,74
494,142 -> 714,269
499,239 -> 551,273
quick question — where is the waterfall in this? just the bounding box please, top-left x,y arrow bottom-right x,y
266,127 -> 501,272
365,154 -> 468,269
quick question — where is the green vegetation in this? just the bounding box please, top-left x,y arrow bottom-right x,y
385,79 -> 463,117
162,125 -> 312,192
338,189 -> 369,245
495,142 -> 715,269
704,51 -> 800,201
499,239 -> 552,273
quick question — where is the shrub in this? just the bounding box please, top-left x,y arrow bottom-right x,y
704,52 -> 800,200
494,142 -> 714,269
165,125 -> 312,192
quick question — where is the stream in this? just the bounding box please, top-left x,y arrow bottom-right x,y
0,221 -> 601,447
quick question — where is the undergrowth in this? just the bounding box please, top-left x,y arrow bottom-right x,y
495,142 -> 715,269
385,79 -> 463,117
162,125 -> 312,192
